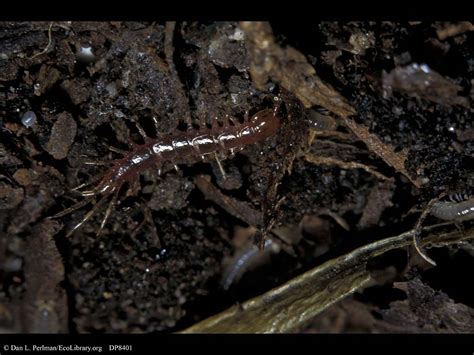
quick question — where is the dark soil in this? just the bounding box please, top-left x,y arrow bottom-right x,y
0,21 -> 472,333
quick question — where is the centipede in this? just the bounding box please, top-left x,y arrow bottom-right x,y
413,191 -> 474,266
50,101 -> 283,237
430,193 -> 474,222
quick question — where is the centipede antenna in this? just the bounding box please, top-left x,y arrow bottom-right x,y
134,121 -> 148,140
214,152 -> 227,179
50,195 -> 95,219
66,193 -> 112,238
97,189 -> 119,236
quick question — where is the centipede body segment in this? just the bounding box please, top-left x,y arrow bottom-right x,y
52,106 -> 282,235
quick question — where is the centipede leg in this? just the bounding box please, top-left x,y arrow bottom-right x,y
80,181 -> 111,197
71,174 -> 104,192
66,192 -> 112,238
49,195 -> 95,219
97,189 -> 120,236
213,152 -> 227,179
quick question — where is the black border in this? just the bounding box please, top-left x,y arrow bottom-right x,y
1,0 -> 473,349
0,1 -> 470,21
1,334 -> 474,348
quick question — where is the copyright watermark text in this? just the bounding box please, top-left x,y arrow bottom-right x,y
2,344 -> 104,352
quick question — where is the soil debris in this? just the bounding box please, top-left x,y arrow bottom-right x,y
1,20 -> 472,334
22,219 -> 68,333
382,63 -> 470,108
45,112 -> 77,160
436,22 -> 474,41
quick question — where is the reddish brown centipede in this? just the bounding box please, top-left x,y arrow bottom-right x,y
51,104 -> 283,236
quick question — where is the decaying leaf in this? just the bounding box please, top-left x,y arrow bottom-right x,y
181,224 -> 473,333
342,117 -> 425,188
240,21 -> 356,118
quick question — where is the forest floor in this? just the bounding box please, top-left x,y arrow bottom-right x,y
0,21 -> 473,333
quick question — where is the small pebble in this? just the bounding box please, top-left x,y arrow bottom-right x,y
77,46 -> 96,63
45,112 -> 77,160
21,111 -> 36,127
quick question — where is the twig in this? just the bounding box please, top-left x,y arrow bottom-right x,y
28,22 -> 54,60
304,153 -> 390,181
181,222 -> 473,333
412,192 -> 448,266
164,21 -> 192,125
